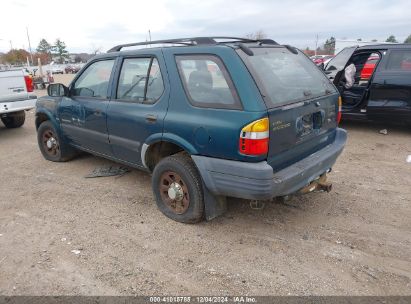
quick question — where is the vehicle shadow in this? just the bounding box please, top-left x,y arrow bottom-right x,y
198,193 -> 338,233
70,152 -> 338,228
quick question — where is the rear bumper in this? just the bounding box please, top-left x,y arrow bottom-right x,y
0,96 -> 37,114
192,128 -> 347,200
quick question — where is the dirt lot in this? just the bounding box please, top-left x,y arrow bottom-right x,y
0,74 -> 410,295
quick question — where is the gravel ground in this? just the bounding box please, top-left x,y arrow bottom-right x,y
0,74 -> 410,295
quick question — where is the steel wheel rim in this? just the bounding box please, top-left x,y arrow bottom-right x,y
42,129 -> 60,157
159,171 -> 190,215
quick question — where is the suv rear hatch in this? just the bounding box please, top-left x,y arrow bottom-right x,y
238,46 -> 340,171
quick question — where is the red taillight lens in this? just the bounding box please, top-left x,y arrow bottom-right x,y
337,96 -> 342,124
239,137 -> 269,155
24,75 -> 34,92
239,118 -> 269,156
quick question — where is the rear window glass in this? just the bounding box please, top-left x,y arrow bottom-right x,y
238,48 -> 336,108
175,55 -> 242,110
386,50 -> 411,71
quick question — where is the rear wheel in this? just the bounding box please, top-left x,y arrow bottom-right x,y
152,153 -> 204,223
1,111 -> 25,128
37,121 -> 77,162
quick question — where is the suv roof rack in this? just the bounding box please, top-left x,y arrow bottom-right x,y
107,36 -> 278,52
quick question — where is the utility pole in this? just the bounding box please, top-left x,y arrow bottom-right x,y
0,38 -> 13,51
26,27 -> 34,66
314,34 -> 319,56
148,30 -> 152,42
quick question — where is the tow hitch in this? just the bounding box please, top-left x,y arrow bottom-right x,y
298,173 -> 332,194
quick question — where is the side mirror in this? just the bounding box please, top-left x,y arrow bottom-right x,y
47,83 -> 68,97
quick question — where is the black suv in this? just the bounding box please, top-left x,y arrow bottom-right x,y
36,37 -> 346,223
324,44 -> 411,124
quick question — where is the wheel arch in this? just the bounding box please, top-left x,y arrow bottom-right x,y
143,135 -> 199,172
35,109 -> 59,131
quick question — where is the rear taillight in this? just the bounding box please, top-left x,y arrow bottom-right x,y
24,75 -> 34,92
239,117 -> 269,156
337,96 -> 342,124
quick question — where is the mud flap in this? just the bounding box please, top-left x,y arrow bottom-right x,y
202,181 -> 227,221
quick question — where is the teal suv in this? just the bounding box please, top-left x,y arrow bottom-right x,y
36,37 -> 347,223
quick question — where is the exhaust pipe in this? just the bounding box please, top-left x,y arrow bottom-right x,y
298,173 -> 332,194
317,180 -> 332,193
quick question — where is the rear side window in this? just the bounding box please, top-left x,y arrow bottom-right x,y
386,50 -> 411,71
72,60 -> 115,98
176,55 -> 241,109
116,57 -> 164,103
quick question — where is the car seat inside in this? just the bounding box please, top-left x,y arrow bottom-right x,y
338,51 -> 381,109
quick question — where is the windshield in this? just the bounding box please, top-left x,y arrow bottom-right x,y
325,46 -> 357,72
238,47 -> 336,108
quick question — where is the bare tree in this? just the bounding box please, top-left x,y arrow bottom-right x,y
245,30 -> 267,40
91,44 -> 102,55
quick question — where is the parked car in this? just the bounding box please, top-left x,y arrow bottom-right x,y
312,55 -> 334,67
324,44 -> 411,124
35,36 -> 346,223
50,65 -> 64,74
0,68 -> 37,128
65,65 -> 81,74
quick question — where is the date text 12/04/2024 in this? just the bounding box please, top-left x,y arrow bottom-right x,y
149,296 -> 257,303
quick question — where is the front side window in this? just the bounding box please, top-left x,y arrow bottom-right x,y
386,50 -> 411,71
72,60 -> 114,98
176,55 -> 241,109
238,47 -> 336,108
116,57 -> 164,103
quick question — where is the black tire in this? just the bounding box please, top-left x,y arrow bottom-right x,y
152,153 -> 204,223
1,111 -> 25,128
37,121 -> 77,162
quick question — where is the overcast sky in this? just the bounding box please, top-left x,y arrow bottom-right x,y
1,0 -> 410,53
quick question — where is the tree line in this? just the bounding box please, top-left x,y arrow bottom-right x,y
1,38 -> 71,65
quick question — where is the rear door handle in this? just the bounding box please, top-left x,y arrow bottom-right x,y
145,114 -> 157,122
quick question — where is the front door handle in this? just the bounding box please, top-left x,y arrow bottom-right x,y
95,109 -> 102,116
145,114 -> 157,123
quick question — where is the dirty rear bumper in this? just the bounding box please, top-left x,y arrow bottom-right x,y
192,128 -> 347,200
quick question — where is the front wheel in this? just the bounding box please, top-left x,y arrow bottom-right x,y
1,111 -> 25,128
152,153 -> 204,223
37,121 -> 77,162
